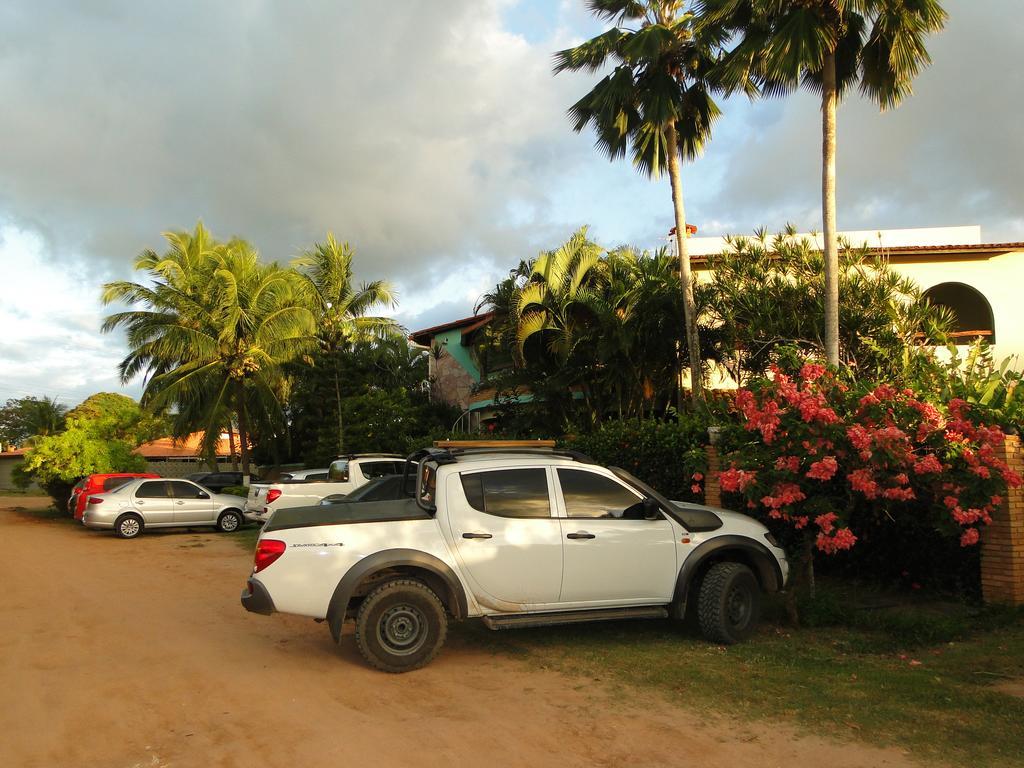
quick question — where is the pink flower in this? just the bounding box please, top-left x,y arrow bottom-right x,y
848,468 -> 879,499
806,456 -> 838,481
691,472 -> 704,482
799,363 -> 827,382
719,467 -> 757,493
847,425 -> 872,451
690,484 -> 702,494
948,398 -> 969,418
760,482 -> 806,510
960,528 -> 980,547
816,527 -> 857,554
774,455 -> 801,473
882,486 -> 915,501
815,512 -> 838,534
913,455 -> 943,475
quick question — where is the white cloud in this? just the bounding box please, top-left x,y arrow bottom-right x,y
0,225 -> 141,405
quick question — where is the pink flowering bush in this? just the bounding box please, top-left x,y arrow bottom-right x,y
717,364 -> 1021,570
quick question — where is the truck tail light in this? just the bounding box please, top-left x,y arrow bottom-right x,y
265,489 -> 282,504
253,539 -> 286,572
87,496 -> 104,504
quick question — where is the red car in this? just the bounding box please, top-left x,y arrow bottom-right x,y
70,473 -> 160,520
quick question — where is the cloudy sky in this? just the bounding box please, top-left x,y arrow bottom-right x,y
0,0 -> 1020,407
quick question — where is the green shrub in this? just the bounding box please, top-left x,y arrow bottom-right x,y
562,417 -> 709,500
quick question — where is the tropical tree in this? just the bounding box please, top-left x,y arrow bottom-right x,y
102,224 -> 316,475
698,0 -> 947,366
0,396 -> 67,447
703,229 -> 953,383
16,393 -> 162,508
554,0 -> 729,405
482,227 -> 700,426
291,234 -> 402,455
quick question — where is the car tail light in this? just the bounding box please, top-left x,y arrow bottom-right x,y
87,496 -> 104,504
265,489 -> 282,504
253,539 -> 286,573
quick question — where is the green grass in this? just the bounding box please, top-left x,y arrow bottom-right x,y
227,523 -> 260,552
451,592 -> 1024,768
0,487 -> 50,496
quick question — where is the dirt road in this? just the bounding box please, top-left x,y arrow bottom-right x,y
0,498 -> 915,768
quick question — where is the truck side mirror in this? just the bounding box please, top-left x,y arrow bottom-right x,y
643,497 -> 662,520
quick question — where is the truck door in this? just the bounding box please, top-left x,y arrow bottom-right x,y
554,468 -> 677,604
445,467 -> 563,608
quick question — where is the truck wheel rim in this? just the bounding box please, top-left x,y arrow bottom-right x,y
377,604 -> 427,656
121,519 -> 140,536
726,585 -> 752,627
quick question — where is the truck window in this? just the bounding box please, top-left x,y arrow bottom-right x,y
459,469 -> 550,519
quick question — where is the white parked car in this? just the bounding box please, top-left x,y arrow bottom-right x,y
241,442 -> 789,672
82,478 -> 247,539
244,455 -> 405,523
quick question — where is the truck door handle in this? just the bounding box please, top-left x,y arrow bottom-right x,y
175,501 -> 185,505
567,531 -> 596,540
462,532 -> 493,539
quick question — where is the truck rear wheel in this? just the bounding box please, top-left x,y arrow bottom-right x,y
697,562 -> 761,644
354,579 -> 448,673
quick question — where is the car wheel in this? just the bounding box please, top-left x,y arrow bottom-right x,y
697,562 -> 761,644
355,579 -> 448,673
217,510 -> 242,533
114,513 -> 144,539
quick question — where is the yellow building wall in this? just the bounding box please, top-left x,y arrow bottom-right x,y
889,251 -> 1024,366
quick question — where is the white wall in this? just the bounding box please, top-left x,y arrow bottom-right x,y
891,251 -> 1024,367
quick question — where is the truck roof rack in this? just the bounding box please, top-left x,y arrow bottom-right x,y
434,440 -> 556,449
411,440 -> 594,465
332,453 -> 404,460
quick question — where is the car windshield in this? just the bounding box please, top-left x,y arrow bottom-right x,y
108,483 -> 134,495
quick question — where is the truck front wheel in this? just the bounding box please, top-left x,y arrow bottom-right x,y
354,579 -> 448,673
697,562 -> 761,644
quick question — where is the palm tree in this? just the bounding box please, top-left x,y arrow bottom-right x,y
292,234 -> 402,455
103,225 -> 316,475
698,0 -> 947,366
0,396 -> 67,447
554,0 -> 727,405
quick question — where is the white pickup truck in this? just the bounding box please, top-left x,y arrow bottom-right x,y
244,454 -> 405,523
241,442 -> 789,672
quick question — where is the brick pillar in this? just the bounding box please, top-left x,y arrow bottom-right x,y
981,434 -> 1024,605
704,445 -> 722,508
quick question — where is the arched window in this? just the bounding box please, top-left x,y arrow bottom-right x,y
923,282 -> 995,343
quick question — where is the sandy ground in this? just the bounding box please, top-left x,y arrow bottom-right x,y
0,496 -> 918,768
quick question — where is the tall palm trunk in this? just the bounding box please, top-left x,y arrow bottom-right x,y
821,52 -> 840,367
333,356 -> 344,456
227,422 -> 239,472
234,380 -> 252,478
665,123 -> 705,406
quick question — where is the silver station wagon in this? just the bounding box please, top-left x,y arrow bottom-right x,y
82,477 -> 247,539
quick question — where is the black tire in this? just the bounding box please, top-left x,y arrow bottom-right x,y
697,562 -> 761,644
114,513 -> 144,539
354,579 -> 448,673
217,509 -> 242,533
